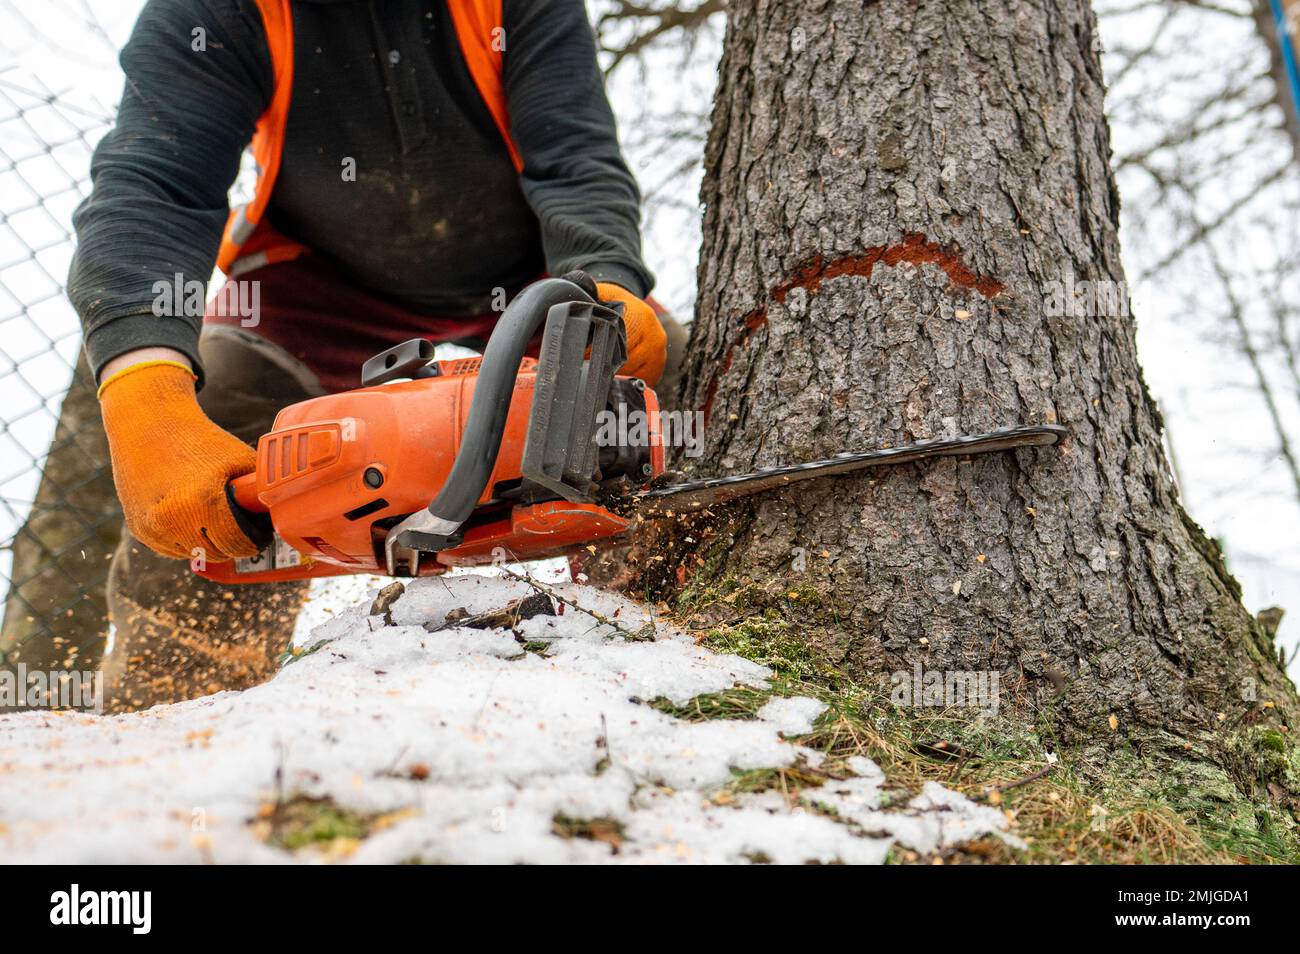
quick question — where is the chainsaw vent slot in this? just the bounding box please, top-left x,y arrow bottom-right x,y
438,356 -> 537,378
303,535 -> 360,564
441,357 -> 483,377
260,425 -> 343,487
344,498 -> 389,521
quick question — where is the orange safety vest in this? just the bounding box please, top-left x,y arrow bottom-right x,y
218,0 -> 522,277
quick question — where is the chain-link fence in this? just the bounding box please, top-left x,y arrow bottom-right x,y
0,68 -> 119,672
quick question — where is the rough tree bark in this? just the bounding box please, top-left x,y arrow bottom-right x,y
662,0 -> 1297,746
1,352 -> 118,672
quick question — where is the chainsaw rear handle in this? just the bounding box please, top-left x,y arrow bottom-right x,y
225,477 -> 273,550
230,473 -> 265,513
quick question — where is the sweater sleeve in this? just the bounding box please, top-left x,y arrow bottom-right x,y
502,0 -> 654,298
69,0 -> 273,385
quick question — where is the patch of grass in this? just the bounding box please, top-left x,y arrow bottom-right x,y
699,610 -> 829,682
276,640 -> 329,667
252,794 -> 407,857
551,813 -> 625,853
1155,752 -> 1300,864
659,613 -> 1300,864
644,684 -> 774,721
726,760 -> 839,797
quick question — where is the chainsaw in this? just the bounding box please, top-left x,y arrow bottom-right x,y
198,271 -> 1067,585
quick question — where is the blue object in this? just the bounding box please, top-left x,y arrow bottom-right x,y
1271,0 -> 1300,126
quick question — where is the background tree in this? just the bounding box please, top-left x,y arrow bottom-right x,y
650,0 -> 1297,760
597,1 -> 1300,668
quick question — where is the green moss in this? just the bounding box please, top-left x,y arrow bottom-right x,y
676,574 -> 754,613
1147,754 -> 1300,864
1228,725 -> 1297,785
263,795 -> 372,851
1257,728 -> 1288,754
781,579 -> 825,607
700,611 -> 828,682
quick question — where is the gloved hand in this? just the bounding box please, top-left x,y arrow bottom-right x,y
596,282 -> 667,386
99,359 -> 260,561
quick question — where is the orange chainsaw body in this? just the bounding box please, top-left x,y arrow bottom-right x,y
197,356 -> 663,585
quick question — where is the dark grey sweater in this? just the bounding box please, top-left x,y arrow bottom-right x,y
70,0 -> 652,384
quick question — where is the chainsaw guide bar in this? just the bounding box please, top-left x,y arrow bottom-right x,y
628,424 -> 1068,515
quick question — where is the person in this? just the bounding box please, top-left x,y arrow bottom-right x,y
68,0 -> 682,710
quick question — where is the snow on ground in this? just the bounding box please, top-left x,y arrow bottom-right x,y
0,575 -> 1021,864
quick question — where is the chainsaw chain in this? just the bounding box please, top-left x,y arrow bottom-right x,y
628,424 -> 1067,515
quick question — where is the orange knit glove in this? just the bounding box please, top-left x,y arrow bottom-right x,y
99,360 -> 260,561
596,282 -> 667,386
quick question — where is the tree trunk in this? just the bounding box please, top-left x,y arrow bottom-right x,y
665,0 -> 1297,744
1,352 -> 118,671
1253,0 -> 1300,165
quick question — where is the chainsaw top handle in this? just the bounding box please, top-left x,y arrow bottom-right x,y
383,271 -> 624,573
423,273 -> 598,528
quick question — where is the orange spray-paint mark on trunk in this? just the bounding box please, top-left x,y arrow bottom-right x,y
700,234 -> 1003,423
771,233 -> 1005,303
